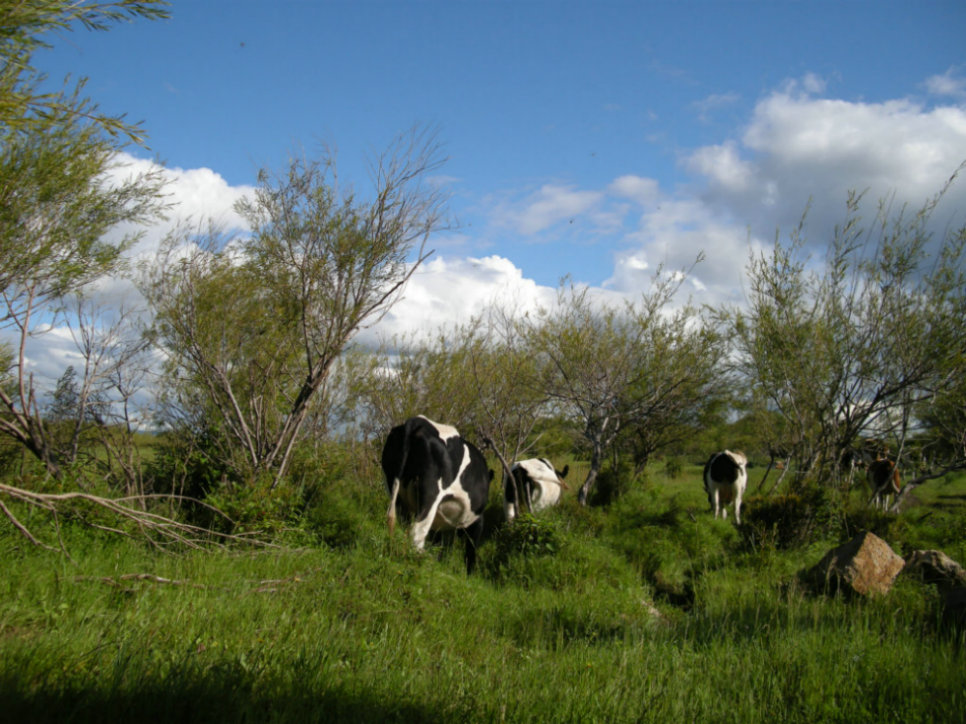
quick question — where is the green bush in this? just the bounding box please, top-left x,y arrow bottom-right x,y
590,459 -> 640,505
488,513 -> 561,567
738,486 -> 842,551
663,456 -> 684,479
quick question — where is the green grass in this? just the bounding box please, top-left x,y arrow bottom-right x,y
0,467 -> 964,722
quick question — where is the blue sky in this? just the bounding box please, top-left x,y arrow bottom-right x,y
21,0 -> 966,380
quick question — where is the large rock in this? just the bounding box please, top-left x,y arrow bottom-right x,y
803,531 -> 905,597
902,550 -> 966,592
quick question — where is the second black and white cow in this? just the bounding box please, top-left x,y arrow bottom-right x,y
703,450 -> 748,524
381,415 -> 492,573
504,458 -> 570,523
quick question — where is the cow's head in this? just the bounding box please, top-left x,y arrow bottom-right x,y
556,463 -> 570,490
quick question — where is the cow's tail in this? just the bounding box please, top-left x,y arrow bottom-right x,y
387,478 -> 400,536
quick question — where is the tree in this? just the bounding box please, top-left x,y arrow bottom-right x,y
0,2 -> 166,477
521,267 -> 714,505
353,308 -> 553,506
724,177 -> 966,496
143,129 -> 448,487
617,302 -> 726,475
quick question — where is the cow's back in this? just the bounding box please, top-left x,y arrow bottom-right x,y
868,458 -> 900,493
705,452 -> 742,487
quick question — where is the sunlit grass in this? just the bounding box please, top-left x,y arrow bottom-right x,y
0,469 -> 964,722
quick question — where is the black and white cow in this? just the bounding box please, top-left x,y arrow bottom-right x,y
504,458 -> 569,523
381,415 -> 493,573
703,450 -> 748,524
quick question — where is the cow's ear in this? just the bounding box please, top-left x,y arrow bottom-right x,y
559,464 -> 570,479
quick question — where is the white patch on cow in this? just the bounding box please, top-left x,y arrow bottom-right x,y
409,443 -> 480,548
417,414 -> 460,441
505,458 -> 565,522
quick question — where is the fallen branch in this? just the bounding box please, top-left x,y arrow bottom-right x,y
0,483 -> 278,552
75,573 -> 208,590
887,460 -> 966,513
74,570 -> 319,595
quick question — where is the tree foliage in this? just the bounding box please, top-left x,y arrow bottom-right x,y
1,0 -> 170,143
725,178 -> 966,494
0,1 -> 166,478
521,267 -> 722,505
143,130 -> 448,488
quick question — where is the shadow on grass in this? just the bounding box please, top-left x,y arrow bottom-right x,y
0,675 -> 447,724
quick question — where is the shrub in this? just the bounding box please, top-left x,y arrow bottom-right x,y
590,458 -> 640,505
739,486 -> 842,550
663,456 -> 684,479
488,513 -> 561,567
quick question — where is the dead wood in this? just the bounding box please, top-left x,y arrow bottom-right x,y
0,483 -> 278,552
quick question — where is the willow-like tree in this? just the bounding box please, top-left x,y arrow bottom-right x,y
522,267 -> 718,505
143,130 -> 447,487
0,0 -> 167,478
722,175 -> 966,494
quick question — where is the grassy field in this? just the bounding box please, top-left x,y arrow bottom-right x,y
1,463 -> 964,723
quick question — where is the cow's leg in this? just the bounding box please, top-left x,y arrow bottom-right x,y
874,485 -> 886,511
734,490 -> 742,525
461,516 -> 484,575
410,493 -> 443,552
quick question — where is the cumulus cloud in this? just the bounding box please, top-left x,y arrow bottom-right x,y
604,198 -> 757,305
602,74 -> 966,306
7,154 -> 255,394
103,153 -> 255,257
608,175 -> 661,205
925,68 -> 966,99
686,141 -> 754,194
361,255 -> 558,346
677,76 -> 966,269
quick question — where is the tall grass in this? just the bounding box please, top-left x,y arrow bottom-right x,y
0,468 -> 964,722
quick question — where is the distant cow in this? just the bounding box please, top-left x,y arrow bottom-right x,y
867,457 -> 901,511
504,458 -> 570,523
703,450 -> 748,524
381,415 -> 493,573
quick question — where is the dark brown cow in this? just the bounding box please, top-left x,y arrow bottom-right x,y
867,457 -> 901,511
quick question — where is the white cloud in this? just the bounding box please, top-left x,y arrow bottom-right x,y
608,175 -> 660,205
602,74 -> 966,307
604,199 -> 757,304
362,255 -> 558,346
801,72 -> 827,95
497,184 -> 604,235
925,68 -> 966,99
686,141 -> 753,193
692,92 -> 741,122
103,153 -> 255,258
7,154 -> 255,397
685,78 -> 966,255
